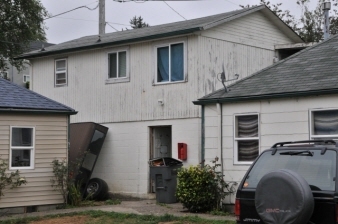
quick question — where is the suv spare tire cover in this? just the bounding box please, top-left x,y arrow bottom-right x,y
255,169 -> 314,224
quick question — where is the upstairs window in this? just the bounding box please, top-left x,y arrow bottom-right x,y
0,71 -> 9,80
109,51 -> 127,78
106,48 -> 129,84
10,127 -> 35,169
55,59 -> 67,86
23,74 -> 30,83
310,109 -> 338,140
156,42 -> 185,84
234,114 -> 259,165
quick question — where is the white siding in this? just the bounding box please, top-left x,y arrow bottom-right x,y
203,95 -> 338,203
32,36 -> 278,124
200,11 -> 296,50
0,114 -> 68,208
91,117 -> 200,197
29,10 -> 300,198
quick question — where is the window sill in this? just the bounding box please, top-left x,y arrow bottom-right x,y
105,77 -> 130,84
55,84 -> 67,87
233,161 -> 253,166
153,80 -> 187,86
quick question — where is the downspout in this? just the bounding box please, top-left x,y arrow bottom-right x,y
67,115 -> 70,204
217,103 -> 224,176
201,105 -> 205,165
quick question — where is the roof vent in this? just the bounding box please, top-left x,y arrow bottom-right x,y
97,35 -> 101,42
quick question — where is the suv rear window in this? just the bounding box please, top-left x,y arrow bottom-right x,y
244,149 -> 336,191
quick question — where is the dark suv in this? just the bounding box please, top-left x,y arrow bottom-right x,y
235,140 -> 338,224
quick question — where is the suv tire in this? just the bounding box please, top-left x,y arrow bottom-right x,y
255,169 -> 314,224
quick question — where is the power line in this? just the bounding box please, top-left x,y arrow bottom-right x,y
106,22 -> 119,31
48,16 -> 130,26
222,0 -> 240,7
44,1 -> 99,20
163,1 -> 187,20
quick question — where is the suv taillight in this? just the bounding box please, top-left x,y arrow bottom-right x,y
235,199 -> 240,221
336,204 -> 338,223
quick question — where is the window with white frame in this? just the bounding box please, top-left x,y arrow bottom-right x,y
0,71 -> 9,79
234,114 -> 259,164
156,42 -> 185,84
10,127 -> 35,169
310,109 -> 338,140
55,59 -> 67,86
108,50 -> 128,79
23,74 -> 30,83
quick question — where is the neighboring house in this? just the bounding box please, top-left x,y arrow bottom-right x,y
0,79 -> 76,210
1,41 -> 54,88
18,5 -> 303,199
194,33 -> 338,203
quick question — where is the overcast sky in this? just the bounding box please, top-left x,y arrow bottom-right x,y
40,0 -> 318,44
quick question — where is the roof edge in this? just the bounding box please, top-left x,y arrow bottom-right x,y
193,88 -> 338,105
17,28 -> 201,59
0,108 -> 78,115
202,5 -> 265,30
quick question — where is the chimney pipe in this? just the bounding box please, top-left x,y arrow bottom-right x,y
323,2 -> 331,40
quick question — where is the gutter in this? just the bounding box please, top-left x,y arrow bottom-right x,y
16,28 -> 201,60
0,108 -> 78,115
193,88 -> 338,105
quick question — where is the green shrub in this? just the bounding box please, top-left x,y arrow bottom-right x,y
0,158 -> 27,199
176,157 -> 235,212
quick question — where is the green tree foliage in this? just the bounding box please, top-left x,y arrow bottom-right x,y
129,16 -> 149,29
0,0 -> 48,71
241,0 -> 338,42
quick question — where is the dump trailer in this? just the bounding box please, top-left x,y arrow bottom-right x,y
69,122 -> 109,200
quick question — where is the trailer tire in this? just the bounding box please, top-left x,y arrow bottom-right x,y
255,169 -> 314,224
86,178 -> 108,200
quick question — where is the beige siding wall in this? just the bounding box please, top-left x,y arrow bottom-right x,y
204,95 -> 338,203
0,113 -> 68,208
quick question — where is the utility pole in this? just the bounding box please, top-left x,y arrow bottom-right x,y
323,2 -> 331,40
99,0 -> 105,35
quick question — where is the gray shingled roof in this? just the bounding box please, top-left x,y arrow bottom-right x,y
0,78 -> 76,114
194,34 -> 338,105
18,5 -> 301,59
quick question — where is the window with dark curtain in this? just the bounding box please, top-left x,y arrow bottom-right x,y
237,115 -> 259,162
157,46 -> 169,82
157,43 -> 184,83
313,110 -> 338,135
170,43 -> 184,81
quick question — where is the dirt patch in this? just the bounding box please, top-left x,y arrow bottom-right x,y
30,215 -> 89,224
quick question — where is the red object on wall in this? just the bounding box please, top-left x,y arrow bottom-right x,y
178,143 -> 187,160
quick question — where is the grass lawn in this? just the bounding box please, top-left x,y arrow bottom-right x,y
0,210 -> 236,224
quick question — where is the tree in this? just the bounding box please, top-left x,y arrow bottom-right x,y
129,16 -> 149,29
0,0 -> 48,72
241,0 -> 338,42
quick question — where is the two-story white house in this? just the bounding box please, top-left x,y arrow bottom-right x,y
19,5 -> 303,199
